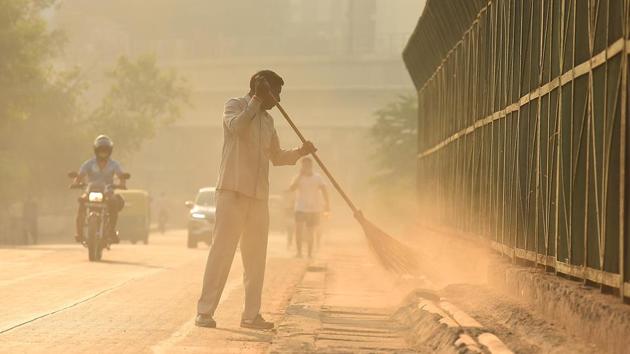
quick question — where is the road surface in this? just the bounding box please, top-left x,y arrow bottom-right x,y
0,227 -> 599,353
0,230 -> 309,353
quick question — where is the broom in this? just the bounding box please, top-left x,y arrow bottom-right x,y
272,99 -> 419,276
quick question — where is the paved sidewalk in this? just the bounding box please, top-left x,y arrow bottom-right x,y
270,229 -> 421,353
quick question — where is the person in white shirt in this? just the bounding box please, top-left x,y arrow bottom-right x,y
195,70 -> 315,330
288,157 -> 330,258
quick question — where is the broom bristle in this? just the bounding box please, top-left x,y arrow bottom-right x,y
357,216 -> 418,275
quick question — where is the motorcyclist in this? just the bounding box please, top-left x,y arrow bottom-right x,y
72,135 -> 126,244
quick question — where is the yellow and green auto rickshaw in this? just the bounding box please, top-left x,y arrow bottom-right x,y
115,189 -> 150,244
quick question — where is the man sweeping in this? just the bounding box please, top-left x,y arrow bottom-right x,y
195,70 -> 315,330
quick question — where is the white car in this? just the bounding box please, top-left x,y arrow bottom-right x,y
184,187 -> 216,248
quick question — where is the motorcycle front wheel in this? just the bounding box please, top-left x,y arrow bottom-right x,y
87,216 -> 103,262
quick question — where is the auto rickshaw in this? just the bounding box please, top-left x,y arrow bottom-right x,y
115,189 -> 150,244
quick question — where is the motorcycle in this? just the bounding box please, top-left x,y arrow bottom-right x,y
68,171 -> 130,261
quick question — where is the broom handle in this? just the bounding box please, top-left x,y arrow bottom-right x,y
274,102 -> 359,214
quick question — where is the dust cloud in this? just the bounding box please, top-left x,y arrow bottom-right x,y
1,0 -> 425,242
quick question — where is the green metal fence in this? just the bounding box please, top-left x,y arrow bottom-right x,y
404,0 -> 630,298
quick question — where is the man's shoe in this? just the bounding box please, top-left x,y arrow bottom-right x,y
241,314 -> 274,330
75,235 -> 85,243
195,314 -> 216,328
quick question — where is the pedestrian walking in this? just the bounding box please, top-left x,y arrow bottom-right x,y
288,157 -> 330,258
22,195 -> 38,244
195,70 -> 316,330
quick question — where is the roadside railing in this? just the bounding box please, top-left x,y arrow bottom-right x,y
404,0 -> 630,299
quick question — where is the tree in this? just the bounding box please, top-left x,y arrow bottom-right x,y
370,94 -> 417,192
369,94 -> 417,221
0,0 -> 83,203
0,0 -> 64,129
0,0 -> 190,216
89,55 -> 190,155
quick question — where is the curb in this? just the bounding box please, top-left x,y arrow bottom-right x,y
393,290 -> 513,354
268,262 -> 326,353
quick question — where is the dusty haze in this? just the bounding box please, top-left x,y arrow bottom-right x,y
34,0 -> 424,232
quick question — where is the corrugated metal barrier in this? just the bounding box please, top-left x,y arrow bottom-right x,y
403,0 -> 630,299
